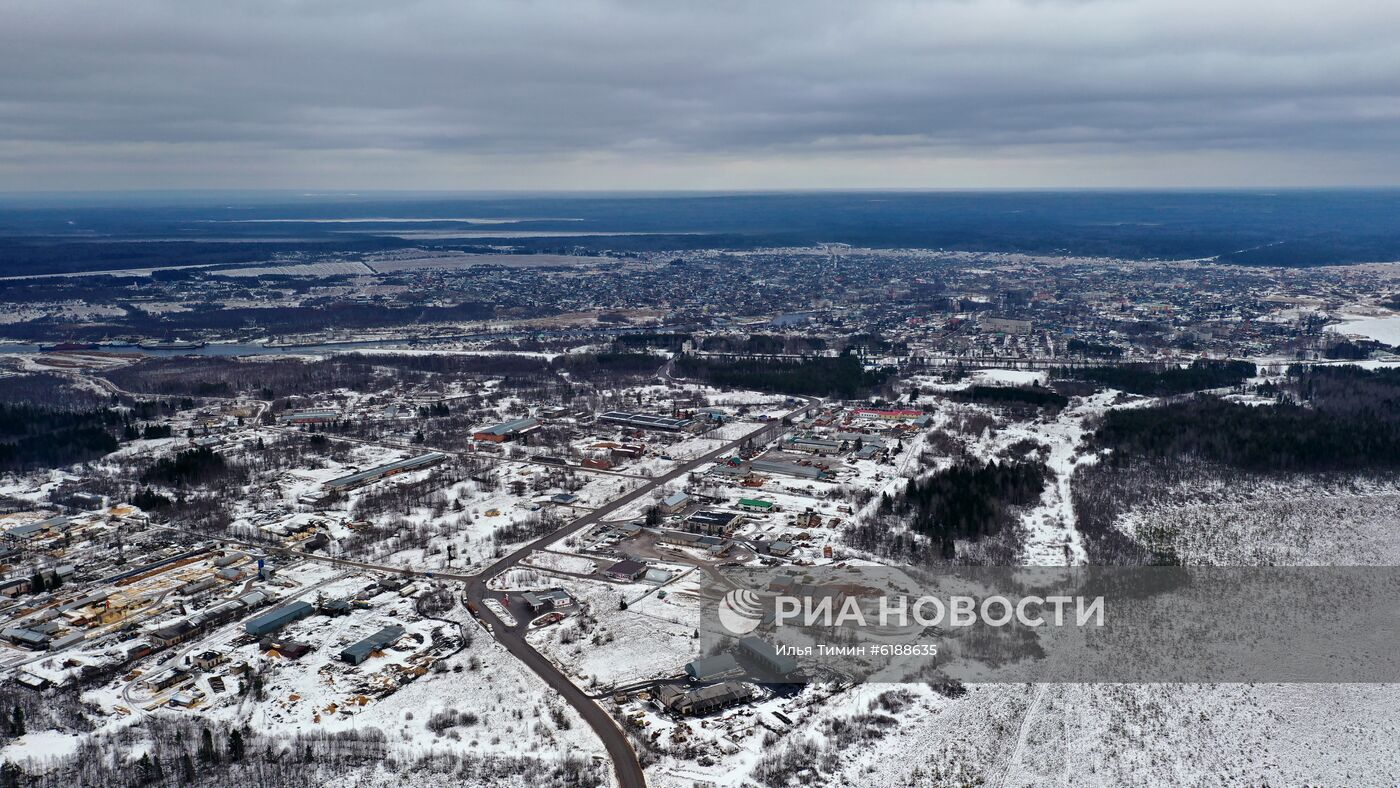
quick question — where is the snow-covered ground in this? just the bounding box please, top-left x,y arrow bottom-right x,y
69,570 -> 605,779
1328,313 -> 1400,345
0,730 -> 84,767
522,550 -> 599,575
529,575 -> 702,689
1117,474 -> 1400,565
11,354 -> 1400,787
972,369 -> 1048,386
960,390 -> 1128,566
636,676 -> 1400,787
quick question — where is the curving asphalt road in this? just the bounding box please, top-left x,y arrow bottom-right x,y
464,397 -> 817,788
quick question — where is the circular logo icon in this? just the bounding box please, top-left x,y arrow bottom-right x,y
717,589 -> 764,635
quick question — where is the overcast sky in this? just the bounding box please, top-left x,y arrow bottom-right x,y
3,0 -> 1399,190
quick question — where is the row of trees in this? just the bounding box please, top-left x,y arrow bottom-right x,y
1065,338 -> 1124,358
700,333 -> 829,355
675,353 -> 892,399
1057,359 -> 1256,396
105,353 -> 554,399
949,385 -> 1068,410
0,716 -> 603,788
613,332 -> 692,352
106,350 -> 674,403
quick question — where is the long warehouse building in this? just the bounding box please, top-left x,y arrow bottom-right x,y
598,411 -> 693,431
245,601 -> 315,636
340,625 -> 406,665
325,452 -> 448,492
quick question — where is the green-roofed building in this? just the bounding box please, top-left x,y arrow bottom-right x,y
737,498 -> 775,512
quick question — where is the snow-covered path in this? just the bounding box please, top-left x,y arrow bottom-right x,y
1016,398 -> 1099,566
975,391 -> 1120,566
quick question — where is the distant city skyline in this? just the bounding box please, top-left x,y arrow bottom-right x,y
3,0 -> 1399,190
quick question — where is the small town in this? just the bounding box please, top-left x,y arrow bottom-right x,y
3,0 -> 1400,782
1,235 -> 1399,785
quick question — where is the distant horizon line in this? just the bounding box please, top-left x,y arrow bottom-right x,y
3,185 -> 1399,203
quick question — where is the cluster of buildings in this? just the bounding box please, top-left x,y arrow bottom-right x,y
578,441 -> 646,471
0,499 -> 422,704
701,403 -> 924,487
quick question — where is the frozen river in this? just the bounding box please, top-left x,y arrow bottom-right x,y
1329,315 -> 1400,345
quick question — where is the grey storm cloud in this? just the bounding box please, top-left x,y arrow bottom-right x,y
2,0 -> 1399,188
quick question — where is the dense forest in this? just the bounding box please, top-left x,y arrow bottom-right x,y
1088,365 -> 1400,473
1289,363 -> 1400,417
1091,396 -> 1400,473
142,446 -> 231,487
1321,339 -> 1385,360
104,354 -> 556,399
674,353 -> 891,398
699,334 -> 828,355
850,460 -> 1048,561
1075,365 -> 1400,564
551,352 -> 664,382
1057,359 -> 1255,396
0,404 -> 123,471
0,371 -> 109,409
949,385 -> 1068,410
103,352 -> 666,401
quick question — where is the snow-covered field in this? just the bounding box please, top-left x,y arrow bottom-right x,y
972,369 -> 1048,386
529,576 -> 703,688
1328,313 -> 1400,345
523,550 -> 599,575
634,676 -> 1400,787
629,373 -> 1400,786
0,730 -> 83,766
1117,475 -> 1400,565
